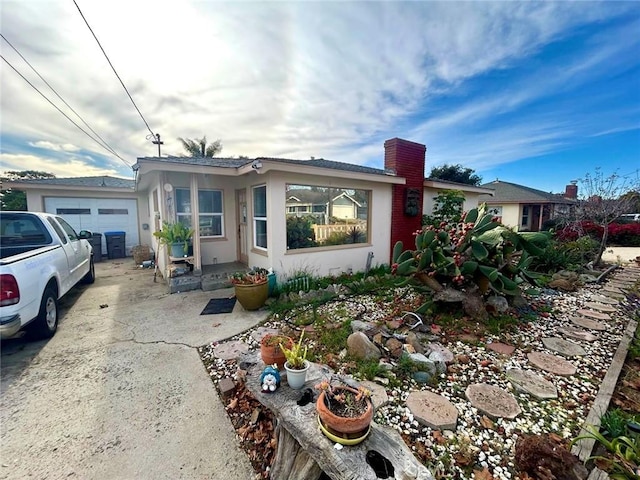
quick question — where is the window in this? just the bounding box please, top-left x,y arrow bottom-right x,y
487,206 -> 503,222
98,208 -> 128,215
55,217 -> 79,241
521,206 -> 529,227
253,185 -> 267,249
285,184 -> 370,250
176,188 -> 224,237
56,208 -> 90,215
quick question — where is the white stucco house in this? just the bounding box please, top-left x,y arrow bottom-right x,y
5,138 -> 495,290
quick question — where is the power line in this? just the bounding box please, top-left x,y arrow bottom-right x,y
72,0 -> 156,139
1,55 -> 132,170
0,33 -> 126,163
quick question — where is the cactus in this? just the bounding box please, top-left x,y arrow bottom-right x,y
392,203 -> 550,314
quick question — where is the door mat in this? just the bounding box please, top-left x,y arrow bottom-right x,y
200,298 -> 236,315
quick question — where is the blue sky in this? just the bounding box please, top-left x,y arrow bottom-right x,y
1,1 -> 639,194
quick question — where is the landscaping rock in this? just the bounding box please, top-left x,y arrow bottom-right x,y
576,309 -> 611,321
589,295 -> 618,305
569,316 -> 607,331
542,337 -> 586,357
527,351 -> 576,376
351,320 -> 377,335
213,340 -> 249,360
506,369 -> 558,400
385,337 -> 404,358
557,327 -> 598,342
426,343 -> 454,363
412,371 -> 433,384
360,380 -> 390,409
407,353 -> 438,375
486,295 -> 509,313
465,383 -> 522,420
582,302 -> 616,313
406,332 -> 424,354
347,332 -> 381,360
487,342 -> 516,356
406,390 -> 458,430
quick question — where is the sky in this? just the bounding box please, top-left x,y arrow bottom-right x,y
1,1 -> 639,194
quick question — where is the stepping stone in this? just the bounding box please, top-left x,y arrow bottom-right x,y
465,383 -> 521,420
557,326 -> 598,342
213,340 -> 249,360
250,327 -> 281,342
487,342 -> 516,356
582,302 -> 617,313
576,309 -> 611,321
601,289 -> 625,299
527,351 -> 576,376
590,295 -> 618,305
608,281 -> 632,289
406,390 -> 458,430
426,343 -> 455,363
602,286 -> 624,294
506,369 -> 558,399
542,337 -> 586,357
361,380 -> 390,409
570,316 -> 607,331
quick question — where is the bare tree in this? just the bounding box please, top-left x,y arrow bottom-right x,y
574,168 -> 640,265
177,136 -> 222,157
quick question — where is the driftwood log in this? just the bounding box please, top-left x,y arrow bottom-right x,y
246,361 -> 434,480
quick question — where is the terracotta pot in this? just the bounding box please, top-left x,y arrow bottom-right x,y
260,334 -> 293,369
316,386 -> 373,435
234,280 -> 268,311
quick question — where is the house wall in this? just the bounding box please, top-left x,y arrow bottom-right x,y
498,204 -> 521,228
259,171 -> 393,279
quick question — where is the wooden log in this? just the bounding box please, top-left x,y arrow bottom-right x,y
247,362 -> 434,480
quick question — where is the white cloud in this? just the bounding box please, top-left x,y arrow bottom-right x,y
0,1 -> 637,177
0,153 -> 123,178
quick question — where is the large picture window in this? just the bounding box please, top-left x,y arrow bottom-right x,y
176,188 -> 224,237
253,185 -> 267,249
285,184 -> 369,250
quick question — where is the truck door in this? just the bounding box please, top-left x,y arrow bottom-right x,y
53,217 -> 89,288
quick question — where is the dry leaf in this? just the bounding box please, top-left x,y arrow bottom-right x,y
432,430 -> 447,445
226,397 -> 238,410
212,322 -> 221,327
480,415 -> 494,429
473,467 -> 495,480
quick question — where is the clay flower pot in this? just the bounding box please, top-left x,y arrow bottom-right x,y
234,280 -> 268,311
260,334 -> 293,369
316,386 -> 373,437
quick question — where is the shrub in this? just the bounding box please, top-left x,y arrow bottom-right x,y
286,216 -> 317,249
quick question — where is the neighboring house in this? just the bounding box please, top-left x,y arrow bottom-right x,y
4,138 -> 498,289
1,176 -> 143,257
422,178 -> 494,216
478,180 -> 578,231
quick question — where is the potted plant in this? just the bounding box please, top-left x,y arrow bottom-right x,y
229,268 -> 269,310
315,379 -> 373,445
260,333 -> 293,369
153,221 -> 194,258
280,332 -> 310,389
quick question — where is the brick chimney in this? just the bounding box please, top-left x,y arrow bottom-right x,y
565,181 -> 578,199
384,138 -> 426,261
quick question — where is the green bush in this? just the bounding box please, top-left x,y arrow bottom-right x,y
286,216 -> 317,249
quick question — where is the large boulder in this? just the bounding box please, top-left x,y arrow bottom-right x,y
347,332 -> 381,360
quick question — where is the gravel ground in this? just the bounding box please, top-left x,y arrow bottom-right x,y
200,266 -> 639,480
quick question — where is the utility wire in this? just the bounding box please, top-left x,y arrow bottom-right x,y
72,0 -> 156,138
1,55 -> 132,169
0,33 -> 127,164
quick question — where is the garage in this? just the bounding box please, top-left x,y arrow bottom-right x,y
44,197 -> 139,256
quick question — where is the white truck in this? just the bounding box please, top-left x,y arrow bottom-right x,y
0,211 -> 95,339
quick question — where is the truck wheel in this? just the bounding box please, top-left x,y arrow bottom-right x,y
82,258 -> 95,284
29,287 -> 58,339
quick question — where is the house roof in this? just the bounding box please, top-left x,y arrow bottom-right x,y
423,177 -> 495,195
134,156 -> 392,177
478,180 -> 574,204
3,175 -> 135,189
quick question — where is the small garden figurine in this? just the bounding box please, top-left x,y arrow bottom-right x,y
260,365 -> 281,393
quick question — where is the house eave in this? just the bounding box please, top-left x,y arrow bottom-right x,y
423,179 -> 495,196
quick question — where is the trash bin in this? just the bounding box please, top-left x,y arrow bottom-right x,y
104,231 -> 126,259
89,233 -> 103,262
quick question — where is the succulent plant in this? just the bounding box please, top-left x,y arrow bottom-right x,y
392,203 -> 550,314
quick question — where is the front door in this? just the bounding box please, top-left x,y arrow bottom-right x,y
236,189 -> 248,264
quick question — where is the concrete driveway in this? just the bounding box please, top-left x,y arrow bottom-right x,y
1,260 -> 267,480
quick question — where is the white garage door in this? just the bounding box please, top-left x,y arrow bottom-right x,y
44,197 -> 139,255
